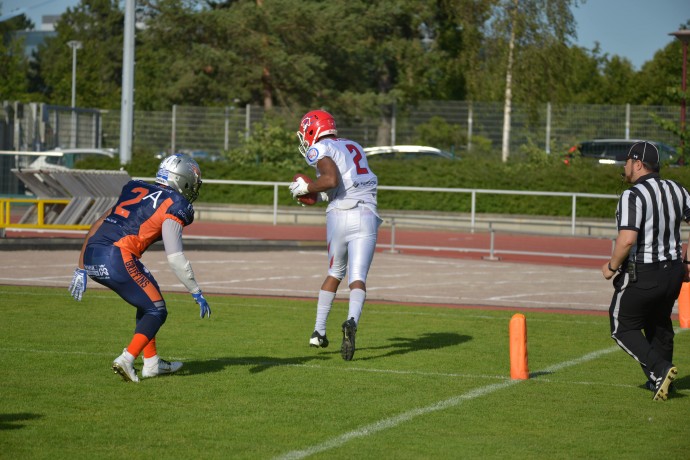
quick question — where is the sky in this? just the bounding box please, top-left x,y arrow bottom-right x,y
1,0 -> 689,70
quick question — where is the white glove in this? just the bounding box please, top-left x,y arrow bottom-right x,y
317,192 -> 329,203
68,268 -> 87,301
289,177 -> 310,197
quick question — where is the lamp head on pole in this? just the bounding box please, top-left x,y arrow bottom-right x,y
669,29 -> 690,44
67,40 -> 83,51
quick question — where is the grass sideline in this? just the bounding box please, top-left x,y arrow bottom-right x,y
1,286 -> 688,458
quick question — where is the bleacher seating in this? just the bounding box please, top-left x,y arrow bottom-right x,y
12,169 -> 130,226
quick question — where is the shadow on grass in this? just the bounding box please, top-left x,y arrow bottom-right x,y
357,332 -> 472,361
0,413 -> 43,430
667,373 -> 688,399
179,354 -> 331,376
672,373 -> 688,390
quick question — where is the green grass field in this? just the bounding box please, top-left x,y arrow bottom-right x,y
1,286 -> 688,459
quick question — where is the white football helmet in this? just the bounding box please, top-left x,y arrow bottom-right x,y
155,154 -> 202,202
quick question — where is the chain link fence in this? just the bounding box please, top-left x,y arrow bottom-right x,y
0,99 -> 682,195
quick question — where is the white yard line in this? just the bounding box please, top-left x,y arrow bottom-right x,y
271,342 -> 660,460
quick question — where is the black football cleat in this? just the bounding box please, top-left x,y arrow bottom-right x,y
309,331 -> 329,348
340,318 -> 357,361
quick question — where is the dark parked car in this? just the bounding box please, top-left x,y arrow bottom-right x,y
566,139 -> 678,166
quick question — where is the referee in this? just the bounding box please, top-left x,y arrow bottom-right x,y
602,141 -> 688,401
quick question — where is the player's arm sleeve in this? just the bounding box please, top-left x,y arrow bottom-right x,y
162,218 -> 201,294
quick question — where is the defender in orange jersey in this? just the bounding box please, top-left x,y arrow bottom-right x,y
68,154 -> 211,383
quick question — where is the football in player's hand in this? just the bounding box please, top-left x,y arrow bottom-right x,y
292,173 -> 318,206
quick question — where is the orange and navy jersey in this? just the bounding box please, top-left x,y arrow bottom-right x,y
88,180 -> 194,258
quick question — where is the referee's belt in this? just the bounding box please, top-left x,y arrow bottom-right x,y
634,259 -> 682,272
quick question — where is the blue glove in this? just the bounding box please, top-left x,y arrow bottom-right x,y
192,292 -> 211,319
68,268 -> 87,301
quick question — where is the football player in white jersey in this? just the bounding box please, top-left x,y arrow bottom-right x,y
289,110 -> 382,361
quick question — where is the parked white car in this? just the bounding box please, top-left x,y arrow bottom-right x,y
26,148 -> 117,170
363,145 -> 456,160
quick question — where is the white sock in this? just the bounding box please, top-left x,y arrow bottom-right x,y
315,290 -> 336,335
348,289 -> 366,325
143,355 -> 159,368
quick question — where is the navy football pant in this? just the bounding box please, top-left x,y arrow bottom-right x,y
84,245 -> 168,339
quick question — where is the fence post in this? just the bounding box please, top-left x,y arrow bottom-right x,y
171,104 -> 177,154
483,226 -> 500,261
224,106 -> 230,151
467,103 -> 473,153
389,217 -> 397,253
391,101 -> 396,146
245,104 -> 251,140
471,190 -> 476,233
273,184 -> 278,226
625,103 -> 630,140
571,194 -> 577,235
545,102 -> 551,154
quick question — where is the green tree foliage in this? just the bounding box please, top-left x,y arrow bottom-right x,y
134,0 -> 329,110
32,0 -> 125,108
226,117 -> 303,169
413,116 -> 466,153
478,0 -> 580,106
634,36 -> 686,106
12,0 -> 688,129
0,13 -> 32,100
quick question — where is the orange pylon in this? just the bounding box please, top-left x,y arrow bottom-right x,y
679,282 -> 690,329
509,313 -> 529,380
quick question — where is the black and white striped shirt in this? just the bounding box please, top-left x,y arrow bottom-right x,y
616,172 -> 690,263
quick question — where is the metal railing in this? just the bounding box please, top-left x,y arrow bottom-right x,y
134,177 -> 618,235
0,197 -> 81,230
2,178 -> 619,261
381,225 -> 614,260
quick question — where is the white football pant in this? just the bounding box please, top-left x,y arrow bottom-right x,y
326,204 -> 382,284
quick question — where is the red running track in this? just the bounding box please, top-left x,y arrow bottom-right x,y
4,220 -> 614,269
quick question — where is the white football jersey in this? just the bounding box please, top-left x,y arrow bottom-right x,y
304,138 -> 378,211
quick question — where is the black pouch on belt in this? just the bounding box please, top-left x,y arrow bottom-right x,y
626,255 -> 637,283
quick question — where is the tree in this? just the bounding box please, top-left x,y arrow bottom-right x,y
133,0 -> 330,111
32,0 -> 125,108
432,0 -> 496,101
634,37 -> 685,106
310,0 -> 447,144
0,13 -> 33,101
481,0 -> 580,161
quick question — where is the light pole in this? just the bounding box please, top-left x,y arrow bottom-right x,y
67,41 -> 82,108
670,29 -> 690,153
67,40 -> 82,148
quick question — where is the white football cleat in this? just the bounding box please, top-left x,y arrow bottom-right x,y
142,357 -> 183,378
112,349 -> 139,383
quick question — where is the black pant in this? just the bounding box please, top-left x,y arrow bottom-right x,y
608,260 -> 683,382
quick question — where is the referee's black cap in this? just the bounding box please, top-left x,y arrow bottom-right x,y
627,141 -> 659,168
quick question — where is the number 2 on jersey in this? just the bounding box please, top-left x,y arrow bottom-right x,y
114,187 -> 149,218
346,144 -> 369,175
115,187 -> 163,218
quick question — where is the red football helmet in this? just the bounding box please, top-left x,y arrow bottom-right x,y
297,110 -> 337,157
